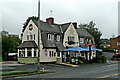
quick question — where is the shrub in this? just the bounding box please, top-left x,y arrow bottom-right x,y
112,54 -> 120,58
68,41 -> 75,45
96,55 -> 106,63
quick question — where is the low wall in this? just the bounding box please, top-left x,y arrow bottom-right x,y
111,58 -> 120,61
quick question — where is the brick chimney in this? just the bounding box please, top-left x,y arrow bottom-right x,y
73,22 -> 77,29
46,17 -> 54,25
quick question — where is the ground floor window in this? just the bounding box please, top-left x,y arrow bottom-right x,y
34,51 -> 37,57
19,49 -> 25,57
49,51 -> 54,57
81,52 -> 85,56
57,52 -> 60,57
27,48 -> 32,57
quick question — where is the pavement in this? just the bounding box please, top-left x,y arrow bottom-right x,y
56,62 -> 80,67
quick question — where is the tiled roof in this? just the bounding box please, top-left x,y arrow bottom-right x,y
17,41 -> 38,48
76,28 -> 93,38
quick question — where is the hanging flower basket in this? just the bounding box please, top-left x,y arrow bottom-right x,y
68,41 -> 75,45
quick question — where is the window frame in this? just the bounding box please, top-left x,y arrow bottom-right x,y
57,35 -> 60,41
68,36 -> 75,42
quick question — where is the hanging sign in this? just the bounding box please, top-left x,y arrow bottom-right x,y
29,24 -> 33,31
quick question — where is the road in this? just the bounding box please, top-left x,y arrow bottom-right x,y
2,52 -> 120,79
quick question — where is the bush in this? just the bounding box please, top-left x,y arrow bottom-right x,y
96,55 -> 106,63
112,54 -> 120,58
68,41 -> 75,45
102,48 -> 115,52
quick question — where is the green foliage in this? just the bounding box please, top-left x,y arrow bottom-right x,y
86,28 -> 102,48
0,71 -> 29,76
2,35 -> 21,53
22,16 -> 38,32
68,41 -> 75,45
96,55 -> 106,63
0,55 -> 2,62
113,54 -> 120,58
102,48 -> 115,52
79,21 -> 102,48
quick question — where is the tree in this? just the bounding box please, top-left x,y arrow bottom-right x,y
22,16 -> 38,32
2,35 -> 21,60
79,21 -> 102,48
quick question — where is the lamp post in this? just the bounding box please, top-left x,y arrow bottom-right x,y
37,0 -> 40,72
87,40 -> 93,64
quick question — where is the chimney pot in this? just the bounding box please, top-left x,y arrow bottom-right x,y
73,22 -> 77,29
46,17 -> 54,25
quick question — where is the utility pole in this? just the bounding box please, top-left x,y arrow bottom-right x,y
37,0 -> 40,72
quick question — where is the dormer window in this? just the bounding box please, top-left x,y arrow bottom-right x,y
52,35 -> 54,41
57,35 -> 60,41
80,37 -> 84,44
48,34 -> 54,41
48,34 -> 51,40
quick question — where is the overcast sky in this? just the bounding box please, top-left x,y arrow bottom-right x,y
0,0 -> 119,38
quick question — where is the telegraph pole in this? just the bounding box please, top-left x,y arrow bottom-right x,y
37,0 -> 40,72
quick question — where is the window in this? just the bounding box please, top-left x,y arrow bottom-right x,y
49,51 -> 52,57
117,42 -> 120,45
48,34 -> 51,40
57,52 -> 60,57
30,35 -> 32,40
19,49 -> 25,57
27,48 -> 32,57
52,35 -> 54,40
27,35 -> 29,40
33,34 -> 35,40
68,36 -> 75,42
54,52 -> 56,57
80,38 -> 84,43
49,51 -> 54,57
57,35 -> 60,41
34,48 -> 37,57
48,34 -> 54,41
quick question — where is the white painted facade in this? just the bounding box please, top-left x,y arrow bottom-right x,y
63,23 -> 79,47
19,20 -> 57,62
18,18 -> 96,63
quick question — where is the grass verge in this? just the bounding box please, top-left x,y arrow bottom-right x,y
0,70 -> 48,76
0,71 -> 29,76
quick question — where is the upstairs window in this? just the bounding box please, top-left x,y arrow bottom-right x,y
27,35 -> 29,40
57,35 -> 60,41
48,34 -> 51,40
48,34 -> 54,41
33,34 -> 35,40
52,35 -> 54,41
30,35 -> 32,40
68,36 -> 75,42
80,38 -> 84,43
